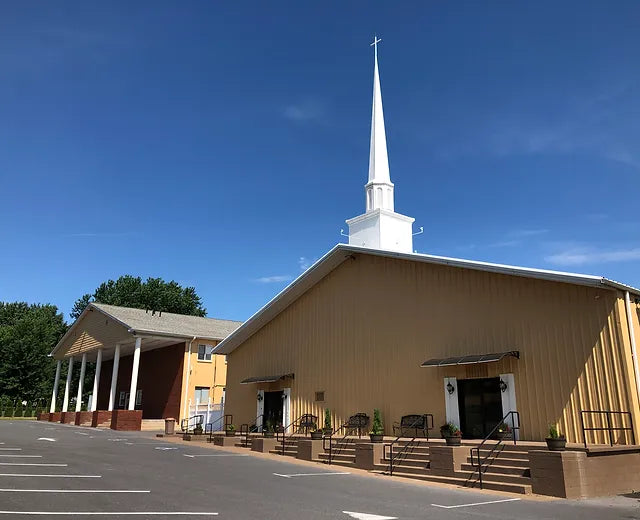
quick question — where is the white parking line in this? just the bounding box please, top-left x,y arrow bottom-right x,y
0,474 -> 101,478
183,454 -> 249,458
0,456 -> 42,459
0,489 -> 150,493
0,448 -> 21,451
0,463 -> 67,467
0,512 -> 218,516
431,498 -> 521,509
273,472 -> 351,478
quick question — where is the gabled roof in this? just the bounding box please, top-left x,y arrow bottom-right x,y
50,303 -> 242,357
213,243 -> 640,355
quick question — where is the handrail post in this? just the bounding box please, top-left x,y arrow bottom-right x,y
606,411 -> 613,446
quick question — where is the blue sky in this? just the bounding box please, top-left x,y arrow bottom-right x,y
1,1 -> 639,323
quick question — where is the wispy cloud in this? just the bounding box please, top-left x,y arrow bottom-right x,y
487,240 -> 521,248
510,229 -> 548,238
545,247 -> 640,266
283,100 -> 326,123
298,256 -> 316,271
63,232 -> 137,238
253,275 -> 294,284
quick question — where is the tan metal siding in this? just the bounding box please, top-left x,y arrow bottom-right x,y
57,309 -> 131,359
226,254 -> 638,443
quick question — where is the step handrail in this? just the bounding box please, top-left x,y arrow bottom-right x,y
239,414 -> 264,447
580,410 -> 634,449
205,414 -> 233,442
383,414 -> 434,476
276,415 -> 314,456
469,410 -> 520,489
180,414 -> 204,433
322,420 -> 359,465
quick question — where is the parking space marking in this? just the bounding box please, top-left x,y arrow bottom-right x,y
0,455 -> 42,458
183,454 -> 249,458
0,489 -> 150,493
431,498 -> 521,509
0,463 -> 68,467
0,448 -> 21,451
273,472 -> 351,478
0,473 -> 101,478
0,512 -> 219,516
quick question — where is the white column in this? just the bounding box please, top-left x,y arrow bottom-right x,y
283,388 -> 291,427
90,349 -> 103,412
256,390 -> 264,432
499,373 -> 518,440
108,344 -> 121,411
75,353 -> 87,412
49,360 -> 62,413
444,377 -> 460,428
61,357 -> 74,413
128,337 -> 142,411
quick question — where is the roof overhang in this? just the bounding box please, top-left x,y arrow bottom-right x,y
421,350 -> 520,367
240,373 -> 295,384
213,243 -> 640,356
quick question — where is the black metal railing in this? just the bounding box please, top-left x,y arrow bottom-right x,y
469,410 -> 520,489
276,415 -> 315,456
239,414 -> 264,447
383,414 -> 434,476
580,410 -> 635,449
322,421 -> 357,465
180,414 -> 204,433
205,414 -> 233,442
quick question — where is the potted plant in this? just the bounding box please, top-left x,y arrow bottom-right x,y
310,423 -> 324,440
225,424 -> 236,437
546,423 -> 567,451
263,420 -> 275,438
440,422 -> 462,446
496,422 -> 512,441
369,408 -> 384,442
323,408 -> 332,435
193,424 -> 203,435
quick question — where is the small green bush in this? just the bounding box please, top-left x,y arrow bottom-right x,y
324,408 -> 332,431
371,408 -> 383,435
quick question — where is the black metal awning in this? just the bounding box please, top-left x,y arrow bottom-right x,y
421,350 -> 519,368
240,373 -> 295,384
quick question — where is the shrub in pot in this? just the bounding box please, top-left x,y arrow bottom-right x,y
263,421 -> 275,438
369,408 -> 384,442
225,424 -> 236,437
193,424 -> 203,435
323,408 -> 332,435
546,423 -> 567,451
496,422 -> 512,440
440,422 -> 462,446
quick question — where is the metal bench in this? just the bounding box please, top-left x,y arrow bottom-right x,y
392,414 -> 434,438
342,413 -> 370,437
296,413 -> 318,434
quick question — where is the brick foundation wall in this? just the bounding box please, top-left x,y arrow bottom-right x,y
97,343 -> 184,420
75,411 -> 93,426
49,412 -> 62,422
91,411 -> 112,427
60,411 -> 76,424
111,410 -> 142,431
37,412 -> 49,421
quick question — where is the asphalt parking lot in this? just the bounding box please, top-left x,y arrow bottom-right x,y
0,420 -> 639,519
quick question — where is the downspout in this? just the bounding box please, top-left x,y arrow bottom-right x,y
182,336 -> 196,422
624,292 -> 640,405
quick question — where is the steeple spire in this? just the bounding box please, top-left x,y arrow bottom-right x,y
366,36 -> 394,212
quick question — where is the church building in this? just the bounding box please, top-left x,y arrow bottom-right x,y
215,40 -> 640,444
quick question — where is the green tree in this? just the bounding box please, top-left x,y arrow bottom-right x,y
0,303 -> 67,401
70,275 -> 206,320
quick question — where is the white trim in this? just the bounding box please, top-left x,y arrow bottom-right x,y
499,373 -> 518,440
625,292 -> 640,409
49,361 -> 61,413
256,390 -> 264,431
283,388 -> 291,427
444,377 -> 460,428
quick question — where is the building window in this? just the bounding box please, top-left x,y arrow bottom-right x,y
118,391 -> 128,408
315,391 -> 325,402
194,386 -> 210,403
135,389 -> 143,406
197,344 -> 214,362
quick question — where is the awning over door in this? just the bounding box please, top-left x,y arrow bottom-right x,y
421,350 -> 519,367
240,373 -> 295,384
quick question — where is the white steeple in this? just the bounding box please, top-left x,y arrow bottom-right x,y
366,36 -> 394,212
345,36 -> 415,253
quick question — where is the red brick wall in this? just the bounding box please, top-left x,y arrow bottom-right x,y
97,342 -> 184,419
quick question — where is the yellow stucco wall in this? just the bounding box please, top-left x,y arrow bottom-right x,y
178,339 -> 227,421
225,253 -> 640,443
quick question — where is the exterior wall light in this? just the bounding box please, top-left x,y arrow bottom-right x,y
281,393 -> 288,400
499,379 -> 508,393
446,382 -> 455,395
257,393 -> 263,401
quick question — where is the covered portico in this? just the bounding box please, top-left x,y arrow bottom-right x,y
47,302 -> 241,430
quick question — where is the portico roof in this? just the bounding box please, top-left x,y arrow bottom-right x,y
50,303 -> 242,361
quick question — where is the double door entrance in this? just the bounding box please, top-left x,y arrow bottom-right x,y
457,377 -> 504,439
263,390 -> 284,429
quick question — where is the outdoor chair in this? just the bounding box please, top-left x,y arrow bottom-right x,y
392,414 -> 434,438
341,413 -> 370,437
297,413 -> 318,434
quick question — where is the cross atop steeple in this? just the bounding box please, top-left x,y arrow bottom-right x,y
370,35 -> 382,59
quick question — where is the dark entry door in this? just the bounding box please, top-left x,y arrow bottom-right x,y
457,378 -> 503,439
263,390 -> 284,429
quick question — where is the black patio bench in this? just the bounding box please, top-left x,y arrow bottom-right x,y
392,414 -> 434,438
297,413 -> 318,434
341,413 -> 370,437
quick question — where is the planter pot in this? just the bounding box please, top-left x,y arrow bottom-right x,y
445,435 -> 462,446
369,433 -> 384,443
225,431 -> 236,437
496,431 -> 512,441
545,437 -> 567,451
310,431 -> 324,440
263,432 -> 275,438
323,428 -> 333,436
193,429 -> 203,436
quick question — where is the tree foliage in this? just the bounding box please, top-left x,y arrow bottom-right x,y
0,303 -> 67,401
70,275 -> 206,320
